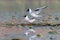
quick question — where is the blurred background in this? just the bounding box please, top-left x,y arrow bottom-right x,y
0,0 -> 60,23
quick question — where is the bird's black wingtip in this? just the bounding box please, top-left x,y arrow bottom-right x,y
35,9 -> 39,11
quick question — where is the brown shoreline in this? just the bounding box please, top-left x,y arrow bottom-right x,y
20,23 -> 60,26
0,22 -> 60,27
6,23 -> 59,27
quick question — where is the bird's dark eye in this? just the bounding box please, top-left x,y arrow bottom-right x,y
26,9 -> 29,12
24,15 -> 26,17
35,9 -> 39,11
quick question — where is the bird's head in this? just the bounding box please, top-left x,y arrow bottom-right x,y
24,15 -> 26,17
26,8 -> 32,12
26,8 -> 29,12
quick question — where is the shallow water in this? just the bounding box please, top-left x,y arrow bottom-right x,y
0,26 -> 59,40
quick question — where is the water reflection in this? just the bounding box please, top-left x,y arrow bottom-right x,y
29,35 -> 43,40
0,26 -> 60,40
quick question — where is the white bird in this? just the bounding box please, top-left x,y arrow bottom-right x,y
26,8 -> 42,18
26,6 -> 47,18
25,29 -> 36,36
34,6 -> 47,14
24,15 -> 36,23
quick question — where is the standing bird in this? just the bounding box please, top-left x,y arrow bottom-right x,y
24,15 -> 36,23
26,6 -> 47,18
26,8 -> 42,18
